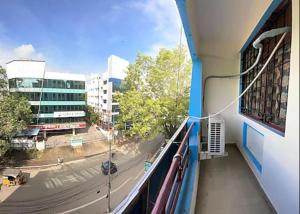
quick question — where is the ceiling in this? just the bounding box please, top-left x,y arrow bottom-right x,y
186,0 -> 272,59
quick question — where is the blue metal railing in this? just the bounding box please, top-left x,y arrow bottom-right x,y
112,117 -> 193,214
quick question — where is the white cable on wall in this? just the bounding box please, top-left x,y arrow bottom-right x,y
191,32 -> 287,121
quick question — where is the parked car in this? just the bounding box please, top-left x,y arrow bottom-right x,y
101,161 -> 117,175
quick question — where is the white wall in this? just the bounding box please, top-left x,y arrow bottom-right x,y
86,75 -> 100,112
7,60 -> 45,79
200,1 -> 299,213
201,55 -> 242,143
237,1 -> 299,213
7,60 -> 85,81
107,55 -> 129,79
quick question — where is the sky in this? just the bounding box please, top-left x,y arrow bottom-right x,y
0,0 -> 185,74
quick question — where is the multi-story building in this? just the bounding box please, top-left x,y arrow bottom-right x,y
86,55 -> 129,125
7,60 -> 86,136
86,74 -> 100,113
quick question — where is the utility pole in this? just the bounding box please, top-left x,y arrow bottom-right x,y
107,111 -> 113,213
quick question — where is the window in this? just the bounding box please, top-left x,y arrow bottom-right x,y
104,90 -> 107,94
241,0 -> 291,133
103,100 -> 107,104
112,105 -> 120,113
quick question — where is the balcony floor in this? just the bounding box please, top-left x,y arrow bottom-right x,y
196,144 -> 275,214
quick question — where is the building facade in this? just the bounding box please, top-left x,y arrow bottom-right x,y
7,60 -> 86,135
86,55 -> 129,125
86,74 -> 100,113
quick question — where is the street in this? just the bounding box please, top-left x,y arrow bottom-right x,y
0,151 -> 146,214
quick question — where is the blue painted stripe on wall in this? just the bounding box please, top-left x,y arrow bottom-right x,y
175,0 -> 198,61
33,112 -> 86,118
36,101 -> 85,106
175,0 -> 201,213
239,0 -> 286,137
243,123 -> 263,173
10,88 -> 85,94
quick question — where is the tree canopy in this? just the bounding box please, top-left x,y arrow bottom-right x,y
0,95 -> 33,139
0,66 -> 8,97
0,67 -> 32,156
115,46 -> 192,138
86,105 -> 101,125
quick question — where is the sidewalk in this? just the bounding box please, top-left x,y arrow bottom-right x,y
25,141 -> 111,167
0,134 -> 164,170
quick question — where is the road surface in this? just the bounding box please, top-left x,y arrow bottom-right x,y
0,152 -> 146,214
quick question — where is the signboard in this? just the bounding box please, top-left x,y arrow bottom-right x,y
71,138 -> 83,147
53,111 -> 85,118
144,161 -> 152,172
30,122 -> 86,130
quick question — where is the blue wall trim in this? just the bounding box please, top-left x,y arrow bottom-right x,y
175,0 -> 201,213
239,0 -> 285,137
240,0 -> 283,53
243,123 -> 263,173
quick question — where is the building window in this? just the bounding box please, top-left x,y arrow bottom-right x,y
112,105 -> 120,113
241,0 -> 291,133
103,100 -> 107,104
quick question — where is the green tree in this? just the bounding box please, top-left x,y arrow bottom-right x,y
0,95 -> 32,156
0,66 -> 8,97
0,139 -> 10,157
86,106 -> 100,125
116,46 -> 192,138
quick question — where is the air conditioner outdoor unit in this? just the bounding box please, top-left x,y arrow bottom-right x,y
208,114 -> 225,155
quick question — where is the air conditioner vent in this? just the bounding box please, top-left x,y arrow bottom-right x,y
208,115 -> 225,155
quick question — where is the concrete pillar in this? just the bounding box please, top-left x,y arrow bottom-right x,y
43,130 -> 47,139
73,128 -> 76,136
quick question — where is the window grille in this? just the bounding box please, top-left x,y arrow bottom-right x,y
241,0 -> 291,133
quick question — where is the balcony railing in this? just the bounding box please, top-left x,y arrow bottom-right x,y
112,117 -> 195,214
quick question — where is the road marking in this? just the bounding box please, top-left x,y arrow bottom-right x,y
134,169 -> 144,180
87,167 -> 99,175
58,195 -> 107,214
111,177 -> 132,194
73,173 -> 87,182
80,170 -> 93,178
51,177 -> 63,187
62,175 -> 78,183
59,177 -> 133,214
29,171 -> 39,178
45,180 -> 54,189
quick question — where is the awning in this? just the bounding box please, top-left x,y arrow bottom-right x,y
15,128 -> 40,137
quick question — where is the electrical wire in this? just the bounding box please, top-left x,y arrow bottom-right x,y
190,31 -> 287,121
202,27 -> 291,112
175,25 -> 183,108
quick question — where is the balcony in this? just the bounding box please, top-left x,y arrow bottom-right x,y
113,0 -> 299,213
113,117 -> 274,214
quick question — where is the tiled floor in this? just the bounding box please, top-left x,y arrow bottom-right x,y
195,144 -> 275,214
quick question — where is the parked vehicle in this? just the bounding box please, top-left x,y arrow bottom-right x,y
101,161 -> 117,175
2,169 -> 26,186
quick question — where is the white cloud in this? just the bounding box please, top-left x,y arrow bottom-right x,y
0,43 -> 44,67
147,42 -> 170,57
14,44 -> 33,58
131,0 -> 187,55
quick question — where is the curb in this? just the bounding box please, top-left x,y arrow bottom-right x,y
1,149 -> 118,170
